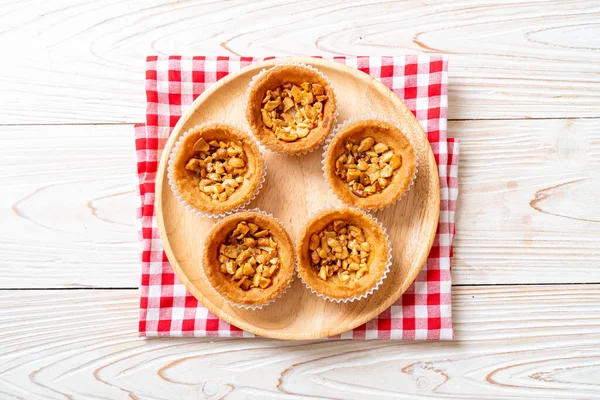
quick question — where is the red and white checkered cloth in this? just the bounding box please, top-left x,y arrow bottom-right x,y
136,55 -> 459,339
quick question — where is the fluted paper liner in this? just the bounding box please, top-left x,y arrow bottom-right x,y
245,61 -> 338,156
167,122 -> 267,219
200,209 -> 295,310
321,115 -> 419,212
297,207 -> 392,303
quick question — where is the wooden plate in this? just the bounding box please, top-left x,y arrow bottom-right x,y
156,57 -> 440,340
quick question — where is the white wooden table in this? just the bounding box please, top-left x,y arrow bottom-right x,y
1,1 -> 599,398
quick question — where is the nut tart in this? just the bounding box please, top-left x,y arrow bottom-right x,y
297,208 -> 390,301
324,119 -> 417,210
203,211 -> 295,307
170,123 -> 264,216
246,64 -> 337,155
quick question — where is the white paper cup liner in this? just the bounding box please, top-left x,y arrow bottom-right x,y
321,115 -> 419,212
245,60 -> 338,156
199,208 -> 295,310
296,206 -> 392,303
167,122 -> 267,219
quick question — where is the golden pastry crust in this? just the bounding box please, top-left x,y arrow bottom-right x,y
324,119 -> 416,210
296,208 -> 389,300
203,212 -> 295,306
172,123 -> 263,215
246,65 -> 336,155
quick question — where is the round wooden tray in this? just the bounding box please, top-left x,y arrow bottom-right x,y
156,57 -> 440,340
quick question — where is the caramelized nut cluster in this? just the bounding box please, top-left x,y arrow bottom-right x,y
185,138 -> 247,202
218,221 -> 280,290
334,136 -> 402,197
261,82 -> 328,142
309,220 -> 371,287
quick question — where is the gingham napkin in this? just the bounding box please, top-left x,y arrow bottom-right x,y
136,55 -> 459,339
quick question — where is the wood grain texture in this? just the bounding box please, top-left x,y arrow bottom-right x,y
2,118 -> 598,289
1,286 -> 599,399
453,118 -> 600,284
2,0 -> 598,396
156,57 -> 440,339
2,0 -> 600,124
0,124 -> 139,288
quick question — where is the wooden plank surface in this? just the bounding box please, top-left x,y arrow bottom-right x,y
2,0 -> 599,396
1,286 -> 599,399
453,118 -> 600,284
2,0 -> 600,124
2,119 -> 598,288
0,125 -> 138,288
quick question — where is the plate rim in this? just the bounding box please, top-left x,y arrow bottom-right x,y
155,56 -> 441,340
